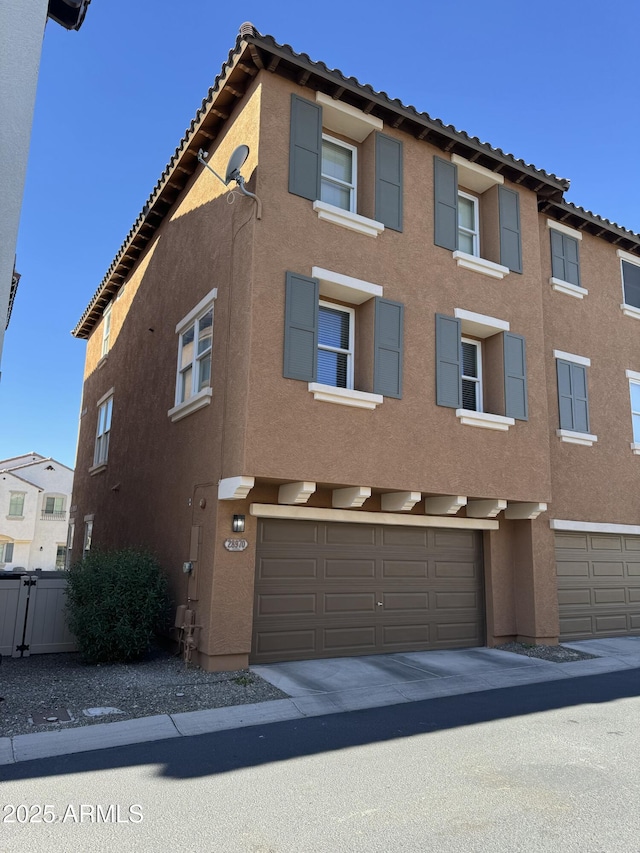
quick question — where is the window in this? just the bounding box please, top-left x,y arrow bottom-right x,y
83,518 -> 93,557
0,541 -> 14,563
42,496 -> 65,519
55,544 -> 66,570
283,270 -> 404,409
619,250 -> 640,317
8,492 -> 25,517
458,192 -> 479,257
101,301 -> 112,357
435,311 -> 528,431
94,393 -> 113,467
65,521 -> 75,570
318,302 -> 354,388
169,289 -> 216,422
289,93 -> 403,236
461,339 -> 482,411
434,155 -> 522,279
320,136 -> 356,213
554,351 -> 596,446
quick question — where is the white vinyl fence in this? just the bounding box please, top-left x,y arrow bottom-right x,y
0,572 -> 77,657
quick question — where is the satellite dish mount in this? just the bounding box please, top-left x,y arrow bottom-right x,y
197,144 -> 262,219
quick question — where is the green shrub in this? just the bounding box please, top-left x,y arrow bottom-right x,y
65,548 -> 170,664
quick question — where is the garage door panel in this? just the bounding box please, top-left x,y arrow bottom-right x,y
253,519 -> 484,663
326,523 -> 376,546
555,533 -> 588,551
323,626 -> 377,651
556,532 -> 640,641
382,592 -> 429,612
257,558 -> 318,579
256,594 -> 316,617
325,559 -> 375,579
382,560 -> 428,579
260,520 -> 319,544
434,560 -> 477,579
324,593 -> 376,614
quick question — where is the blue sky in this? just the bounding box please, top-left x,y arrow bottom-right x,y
1,0 -> 638,469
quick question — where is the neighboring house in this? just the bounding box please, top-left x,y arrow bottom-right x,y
70,24 -> 640,672
0,453 -> 74,572
0,0 -> 90,376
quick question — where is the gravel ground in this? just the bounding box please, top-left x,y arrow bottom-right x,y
0,648 -> 287,738
496,641 -> 599,663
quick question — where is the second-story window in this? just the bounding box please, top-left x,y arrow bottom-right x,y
43,496 -> 65,519
8,492 -> 25,517
177,306 -> 213,404
94,394 -> 113,466
320,136 -> 357,213
317,302 -> 354,389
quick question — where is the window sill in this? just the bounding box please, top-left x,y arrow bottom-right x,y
89,462 -> 108,476
631,443 -> 640,455
556,429 -> 597,447
452,251 -> 510,280
621,303 -> 640,321
97,353 -> 109,369
5,516 -> 24,521
312,201 -> 385,238
550,278 -> 588,299
456,409 -> 515,431
308,383 -> 383,410
168,387 -> 212,422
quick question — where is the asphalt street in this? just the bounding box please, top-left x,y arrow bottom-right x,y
1,667 -> 639,852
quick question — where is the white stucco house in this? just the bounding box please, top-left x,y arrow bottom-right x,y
0,453 -> 73,571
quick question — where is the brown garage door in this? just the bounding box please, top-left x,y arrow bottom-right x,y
252,518 -> 485,663
556,531 -> 640,640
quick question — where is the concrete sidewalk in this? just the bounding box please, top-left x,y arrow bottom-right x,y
2,637 -> 639,766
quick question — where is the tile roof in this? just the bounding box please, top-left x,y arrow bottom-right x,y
72,23 -> 640,339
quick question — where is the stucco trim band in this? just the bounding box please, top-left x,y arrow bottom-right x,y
550,518 -> 640,535
249,503 -> 499,530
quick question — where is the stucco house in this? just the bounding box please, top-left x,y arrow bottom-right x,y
69,24 -> 640,671
0,453 -> 74,572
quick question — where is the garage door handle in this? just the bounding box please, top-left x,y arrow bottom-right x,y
377,601 -> 383,606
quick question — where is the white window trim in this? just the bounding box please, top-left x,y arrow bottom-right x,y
313,200 -> 385,238
457,190 -> 479,257
556,428 -> 597,446
456,410 -> 515,431
461,337 -> 482,413
172,289 -> 217,416
550,278 -> 588,299
101,302 -> 112,358
318,300 -> 355,390
168,387 -> 213,422
553,350 -> 591,367
546,219 -> 583,240
451,154 -> 504,193
452,251 -> 510,280
321,134 -> 357,214
316,92 -> 383,142
7,491 -> 25,519
455,309 -> 509,338
311,267 -> 383,304
308,383 -> 383,410
627,370 -> 640,452
617,250 -> 640,317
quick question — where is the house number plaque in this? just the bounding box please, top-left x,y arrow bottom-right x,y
224,538 -> 248,552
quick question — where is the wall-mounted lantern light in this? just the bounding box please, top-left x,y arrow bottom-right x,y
232,514 -> 245,533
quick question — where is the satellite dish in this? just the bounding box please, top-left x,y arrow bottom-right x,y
225,145 -> 250,185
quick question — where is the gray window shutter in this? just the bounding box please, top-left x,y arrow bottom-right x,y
5,543 -> 14,562
375,133 -> 403,232
283,272 -> 318,381
289,94 -> 322,201
503,333 -> 528,420
556,359 -> 589,432
498,186 -> 522,273
373,298 -> 404,398
551,231 -> 581,286
434,157 -> 458,251
435,314 -> 461,408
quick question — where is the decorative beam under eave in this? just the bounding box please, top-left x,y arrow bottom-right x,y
466,499 -> 507,519
504,502 -> 548,520
278,482 -> 316,505
424,495 -> 467,516
218,476 -> 255,501
381,492 -> 422,512
332,486 -> 371,509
